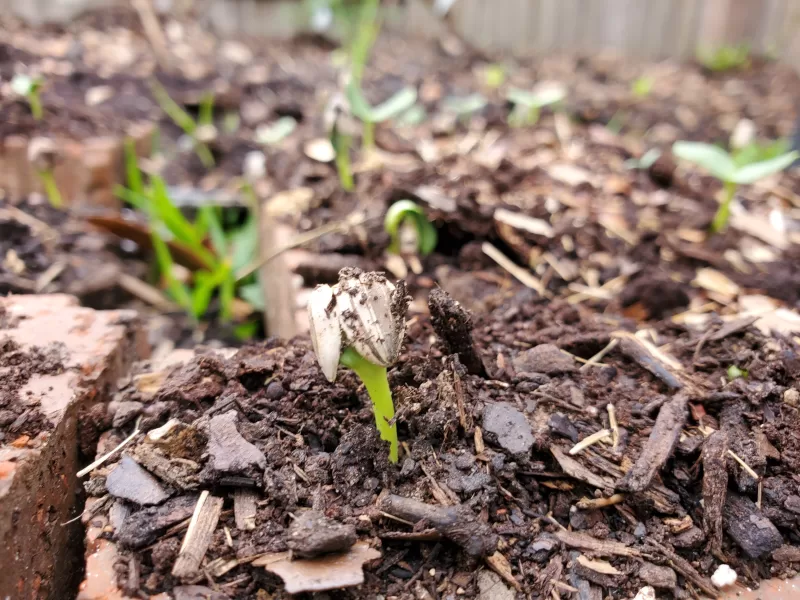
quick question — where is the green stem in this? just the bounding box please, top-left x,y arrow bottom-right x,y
528,106 -> 540,126
340,347 -> 398,463
335,135 -> 354,191
194,140 -> 216,168
710,181 -> 737,233
38,170 -> 62,208
29,93 -> 43,121
362,121 -> 375,150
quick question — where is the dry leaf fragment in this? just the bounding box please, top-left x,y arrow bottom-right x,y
494,208 -> 554,238
575,555 -> 621,576
259,542 -> 380,594
693,268 -> 739,299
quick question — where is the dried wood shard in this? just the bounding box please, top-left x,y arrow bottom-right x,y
172,492 -> 224,578
701,430 -> 728,554
551,446 -> 613,489
618,336 -> 683,390
233,488 -> 258,531
554,530 -> 641,557
616,393 -> 688,493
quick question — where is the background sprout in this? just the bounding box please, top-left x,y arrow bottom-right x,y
482,63 -> 506,89
441,93 -> 487,122
345,82 -> 417,149
631,75 -> 654,99
308,269 -> 410,462
624,148 -> 661,170
506,83 -> 566,127
384,200 -> 437,257
28,137 -> 62,208
672,140 -> 798,233
696,44 -> 751,72
255,116 -> 297,146
11,74 -> 43,121
150,80 -> 216,168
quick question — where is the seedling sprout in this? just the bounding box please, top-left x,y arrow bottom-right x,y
506,83 -> 566,127
28,137 -> 62,208
346,82 -> 417,149
11,74 -> 43,121
150,81 -> 216,168
308,269 -> 410,463
441,93 -> 488,123
672,140 -> 798,232
384,200 -> 437,257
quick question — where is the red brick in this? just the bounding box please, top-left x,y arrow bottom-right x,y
0,295 -> 148,600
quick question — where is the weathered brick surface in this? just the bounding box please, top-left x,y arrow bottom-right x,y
0,295 -> 148,600
0,124 -> 152,208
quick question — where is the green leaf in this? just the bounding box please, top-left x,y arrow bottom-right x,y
255,117 -> 297,145
345,81 -> 373,121
238,282 -> 265,310
149,176 -> 204,247
150,80 -> 197,135
190,265 -> 229,319
483,64 -> 506,89
197,205 -> 226,256
396,104 -> 427,126
442,93 -> 487,117
369,87 -> 418,123
671,141 -> 737,182
123,139 -> 144,196
384,199 -> 437,256
228,214 -> 259,273
631,76 -> 653,99
150,226 -> 192,313
113,185 -> 148,211
624,148 -> 662,170
731,151 -> 798,184
727,364 -> 748,380
507,85 -> 565,109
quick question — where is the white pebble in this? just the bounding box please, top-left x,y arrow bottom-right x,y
633,586 -> 655,600
711,564 -> 737,589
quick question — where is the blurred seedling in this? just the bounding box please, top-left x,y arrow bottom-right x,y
346,81 -> 417,149
384,200 -> 437,257
28,138 -> 62,208
441,93 -> 488,123
506,84 -> 565,127
631,75 -> 654,100
114,141 -> 260,323
697,44 -> 751,72
727,365 -> 748,380
150,80 -> 216,168
11,74 -> 43,121
482,63 -> 506,89
255,116 -> 298,146
624,148 -> 661,170
672,140 -> 797,233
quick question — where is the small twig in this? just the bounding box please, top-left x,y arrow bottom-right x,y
757,480 -> 763,510
131,0 -> 173,72
569,429 -> 611,455
77,418 -> 141,477
580,338 -> 619,371
117,272 -> 178,311
378,510 -> 415,527
727,450 -> 760,481
607,404 -> 619,451
34,260 -> 65,292
481,242 -> 548,296
575,494 -> 626,510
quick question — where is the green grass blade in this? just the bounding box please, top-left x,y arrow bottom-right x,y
150,80 -> 197,135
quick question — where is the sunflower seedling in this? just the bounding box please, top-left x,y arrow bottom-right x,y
308,268 -> 410,463
385,200 -> 437,257
506,83 -> 566,127
151,81 -> 216,168
28,138 -> 62,208
346,82 -> 417,149
11,74 -> 44,121
672,140 -> 798,233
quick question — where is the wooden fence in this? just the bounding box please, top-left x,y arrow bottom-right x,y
200,0 -> 800,65
5,0 -> 800,67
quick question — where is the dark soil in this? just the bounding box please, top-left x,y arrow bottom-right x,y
80,289 -> 800,598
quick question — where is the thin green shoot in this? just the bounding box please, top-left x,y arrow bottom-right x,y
37,170 -> 63,208
349,0 -> 380,84
340,346 -> 398,463
727,365 -> 748,380
483,63 -> 506,89
672,140 -> 798,233
332,128 -> 354,191
506,84 -> 566,127
11,74 -> 43,121
384,200 -> 437,256
150,80 -> 215,168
